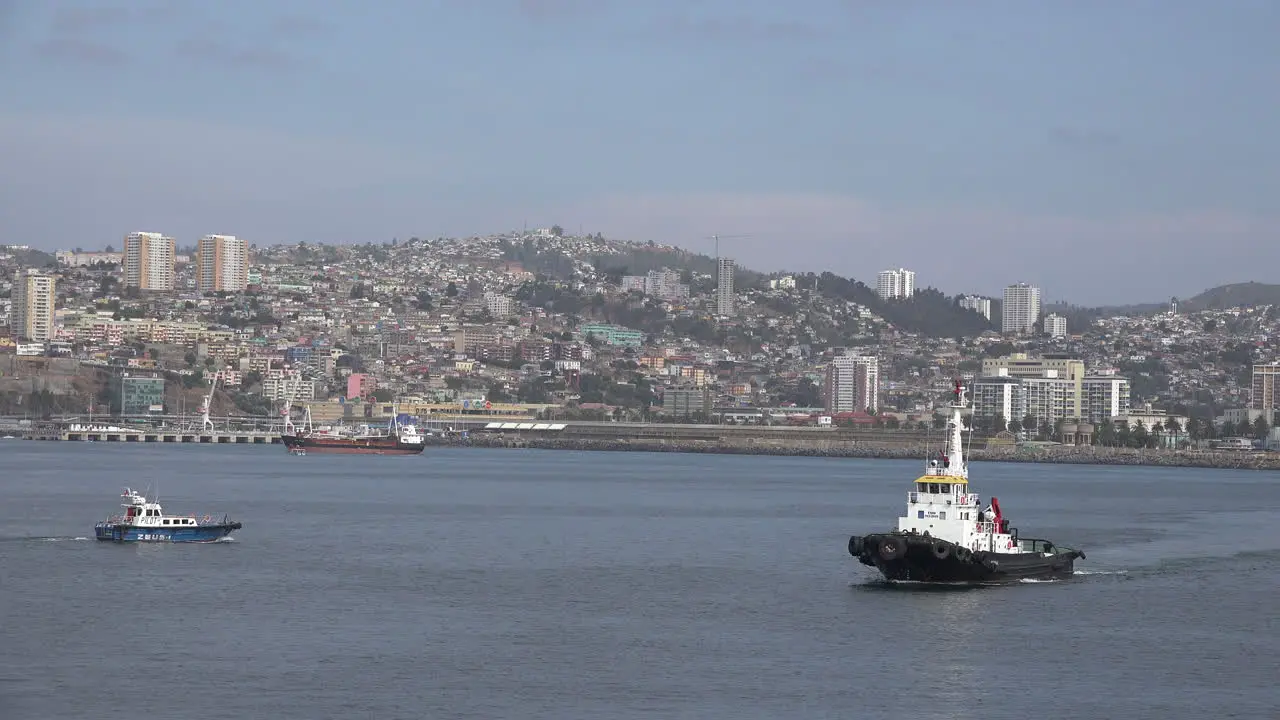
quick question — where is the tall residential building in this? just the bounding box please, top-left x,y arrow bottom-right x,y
1001,283 -> 1041,335
716,257 -> 735,315
123,231 -> 176,291
10,269 -> 56,341
1082,376 -> 1132,423
959,295 -> 991,321
1044,313 -> 1067,338
1252,362 -> 1280,415
876,268 -> 916,300
823,354 -> 879,414
195,234 -> 249,293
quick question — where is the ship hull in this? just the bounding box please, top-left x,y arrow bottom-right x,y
280,434 -> 424,455
849,532 -> 1084,585
94,522 -> 242,543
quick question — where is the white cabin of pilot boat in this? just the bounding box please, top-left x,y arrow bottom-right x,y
111,488 -> 209,528
896,380 -> 1026,556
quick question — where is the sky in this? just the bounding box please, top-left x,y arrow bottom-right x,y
1,0 -> 1277,305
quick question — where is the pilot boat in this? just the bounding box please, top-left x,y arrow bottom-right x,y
94,488 -> 243,543
847,379 -> 1085,584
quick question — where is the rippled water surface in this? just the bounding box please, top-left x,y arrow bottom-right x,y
1,443 -> 1278,719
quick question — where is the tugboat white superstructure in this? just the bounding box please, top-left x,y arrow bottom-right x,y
848,379 -> 1085,584
94,488 -> 242,543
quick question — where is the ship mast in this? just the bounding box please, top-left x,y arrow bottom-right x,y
930,378 -> 969,479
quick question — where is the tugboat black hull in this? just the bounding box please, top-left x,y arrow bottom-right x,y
849,532 -> 1085,585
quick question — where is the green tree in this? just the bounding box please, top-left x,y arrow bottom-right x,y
1131,420 -> 1150,449
1253,415 -> 1271,440
991,413 -> 1007,433
1007,418 -> 1022,434
1096,419 -> 1116,446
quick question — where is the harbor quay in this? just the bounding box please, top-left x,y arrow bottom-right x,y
6,416 -> 1279,470
3,417 -> 282,445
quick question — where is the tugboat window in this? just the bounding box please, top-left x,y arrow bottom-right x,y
939,483 -> 951,494
928,483 -> 940,494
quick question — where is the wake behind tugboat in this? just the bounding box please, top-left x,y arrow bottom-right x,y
848,379 -> 1085,585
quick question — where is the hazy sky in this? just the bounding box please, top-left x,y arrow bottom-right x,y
1,0 -> 1277,304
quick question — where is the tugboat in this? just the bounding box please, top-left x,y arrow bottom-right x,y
94,488 -> 243,543
847,379 -> 1085,584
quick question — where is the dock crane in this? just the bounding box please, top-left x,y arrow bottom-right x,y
279,368 -> 306,435
199,370 -> 220,433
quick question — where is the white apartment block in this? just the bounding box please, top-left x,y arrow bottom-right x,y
1044,313 -> 1067,338
959,295 -> 991,321
1002,283 -> 1041,335
823,354 -> 879,413
716,257 -> 735,316
123,231 -> 176,291
484,292 -> 514,317
55,250 -> 123,267
970,376 -> 1024,425
10,269 -> 56,342
973,354 -> 1131,427
196,234 -> 249,293
1082,376 -> 1132,423
876,268 -> 916,300
622,268 -> 690,302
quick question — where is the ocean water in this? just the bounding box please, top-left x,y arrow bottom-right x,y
1,443 -> 1277,720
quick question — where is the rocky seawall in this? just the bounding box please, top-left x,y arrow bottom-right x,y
455,434 -> 1280,471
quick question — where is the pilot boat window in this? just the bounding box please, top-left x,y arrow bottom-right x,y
928,483 -> 940,493
163,519 -> 170,525
916,483 -> 928,493
939,483 -> 951,494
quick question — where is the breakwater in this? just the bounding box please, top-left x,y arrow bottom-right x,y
457,434 -> 1280,471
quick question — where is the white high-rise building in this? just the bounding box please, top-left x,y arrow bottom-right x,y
876,268 -> 916,300
10,269 -> 56,342
1002,283 -> 1041,335
1044,313 -> 1067,338
196,234 -> 249,294
716,257 -> 735,315
1082,376 -> 1132,423
123,231 -> 176,291
960,295 -> 992,321
823,354 -> 879,414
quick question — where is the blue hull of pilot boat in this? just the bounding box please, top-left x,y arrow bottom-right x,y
94,521 -> 242,543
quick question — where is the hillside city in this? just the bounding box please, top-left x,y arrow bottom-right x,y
2,230 -> 1278,449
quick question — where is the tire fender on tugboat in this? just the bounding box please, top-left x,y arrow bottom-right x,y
848,535 -> 864,558
931,540 -> 951,560
878,535 -> 906,561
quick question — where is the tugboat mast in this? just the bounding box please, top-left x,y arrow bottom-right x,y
928,378 -> 969,480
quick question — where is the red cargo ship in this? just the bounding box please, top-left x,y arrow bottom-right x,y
280,410 -> 425,455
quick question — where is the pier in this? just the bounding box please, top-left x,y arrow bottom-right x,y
3,419 -> 282,445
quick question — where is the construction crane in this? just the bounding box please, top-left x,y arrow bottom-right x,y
703,234 -> 752,261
